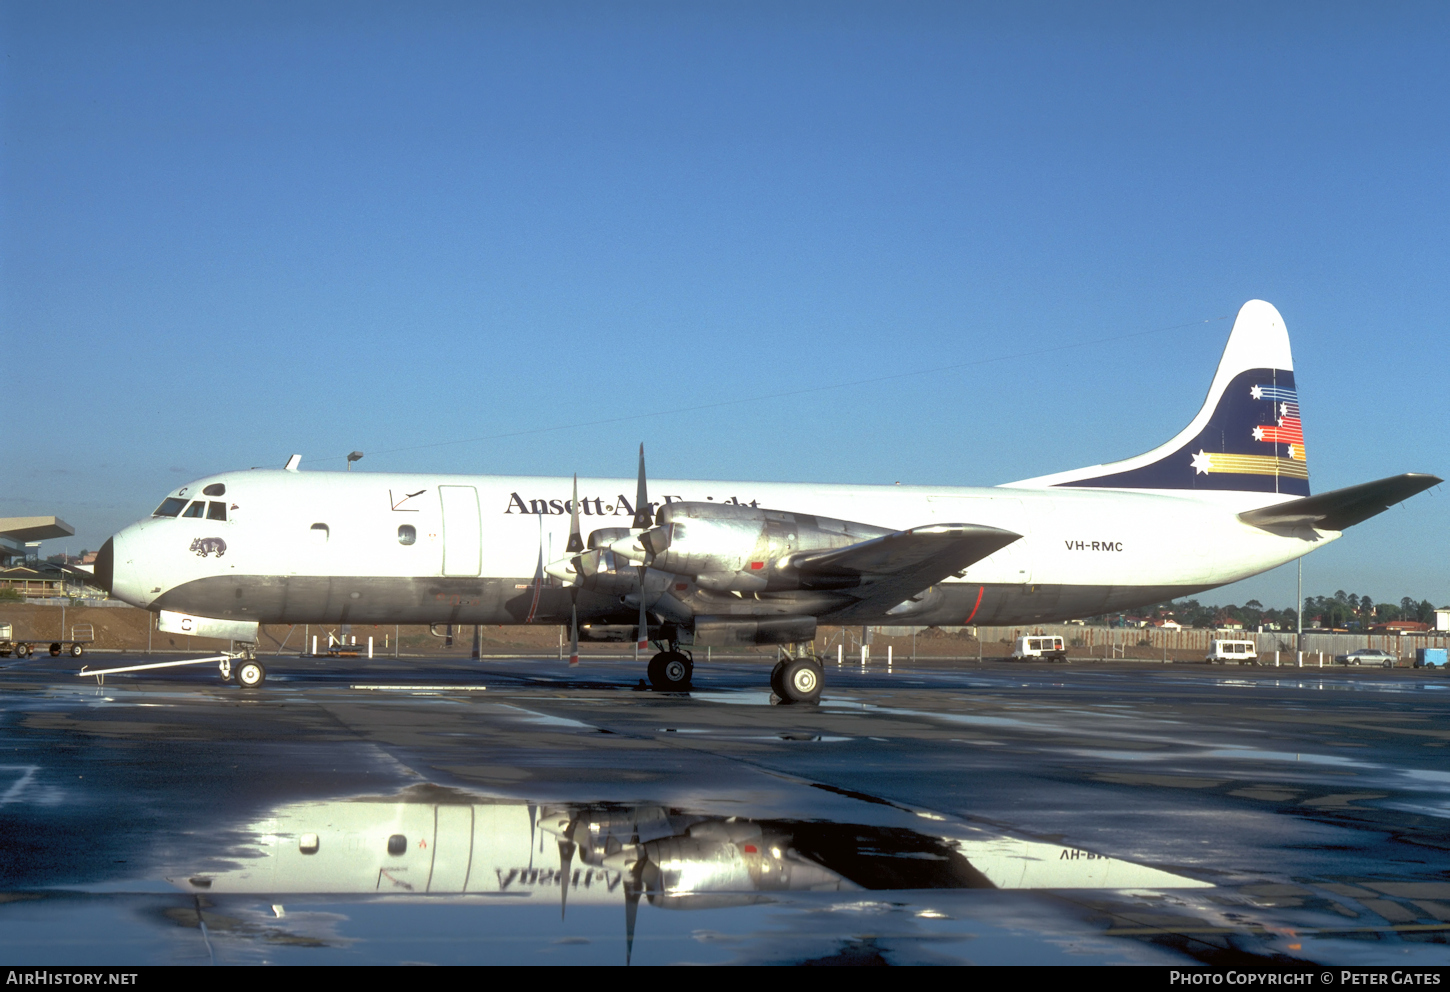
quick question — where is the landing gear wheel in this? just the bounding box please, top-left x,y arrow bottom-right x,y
236,661 -> 266,687
769,660 -> 788,698
69,643 -> 84,658
49,643 -> 62,657
647,651 -> 692,691
14,643 -> 29,659
777,657 -> 823,704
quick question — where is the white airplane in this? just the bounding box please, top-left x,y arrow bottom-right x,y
94,300 -> 1439,700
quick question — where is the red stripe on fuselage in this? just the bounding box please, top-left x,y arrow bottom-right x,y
964,585 -> 985,624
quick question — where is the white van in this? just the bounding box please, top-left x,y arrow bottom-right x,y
1207,639 -> 1258,665
1011,635 -> 1068,662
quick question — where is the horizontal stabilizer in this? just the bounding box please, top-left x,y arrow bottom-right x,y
790,524 -> 1020,621
1238,473 -> 1442,532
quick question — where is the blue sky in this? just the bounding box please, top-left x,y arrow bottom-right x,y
4,2 -> 1446,608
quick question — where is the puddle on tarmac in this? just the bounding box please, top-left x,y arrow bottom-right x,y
164,786 -> 1213,904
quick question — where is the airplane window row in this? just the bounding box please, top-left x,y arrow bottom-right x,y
297,832 -> 409,856
154,498 -> 226,521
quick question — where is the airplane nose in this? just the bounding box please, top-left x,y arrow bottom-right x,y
94,538 -> 114,594
99,528 -> 147,607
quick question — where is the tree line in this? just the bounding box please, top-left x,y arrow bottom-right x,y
1088,592 -> 1443,630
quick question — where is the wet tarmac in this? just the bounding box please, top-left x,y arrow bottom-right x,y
1,652 -> 1448,966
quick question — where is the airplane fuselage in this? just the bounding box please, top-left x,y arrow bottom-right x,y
102,469 -> 1328,629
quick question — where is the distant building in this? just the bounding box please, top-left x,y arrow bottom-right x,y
1370,621 -> 1430,635
0,516 -> 75,567
0,565 -> 65,598
1151,619 -> 1183,630
1436,609 -> 1450,633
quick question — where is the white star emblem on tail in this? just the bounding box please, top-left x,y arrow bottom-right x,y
1190,450 -> 1214,475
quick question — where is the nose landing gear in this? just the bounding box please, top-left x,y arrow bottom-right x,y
219,646 -> 265,686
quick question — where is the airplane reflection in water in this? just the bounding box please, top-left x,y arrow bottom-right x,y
174,791 -> 1210,957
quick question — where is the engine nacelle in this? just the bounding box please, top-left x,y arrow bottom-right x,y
641,503 -> 891,589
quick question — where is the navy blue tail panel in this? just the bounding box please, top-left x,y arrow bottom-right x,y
1056,369 -> 1309,495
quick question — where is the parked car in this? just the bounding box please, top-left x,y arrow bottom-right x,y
1335,648 -> 1397,668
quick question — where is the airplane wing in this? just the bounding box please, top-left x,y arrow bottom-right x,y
787,523 -> 1021,622
1238,473 -> 1442,531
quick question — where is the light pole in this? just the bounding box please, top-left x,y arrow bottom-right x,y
1296,557 -> 1303,668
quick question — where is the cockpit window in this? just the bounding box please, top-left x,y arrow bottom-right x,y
207,501 -> 227,521
153,497 -> 188,517
203,483 -> 226,496
182,501 -> 206,518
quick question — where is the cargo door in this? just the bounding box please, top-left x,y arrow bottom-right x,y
439,485 -> 482,576
427,805 -> 475,892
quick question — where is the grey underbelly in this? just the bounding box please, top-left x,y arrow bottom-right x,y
152,575 -> 1213,628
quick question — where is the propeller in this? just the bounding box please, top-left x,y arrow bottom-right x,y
566,475 -> 583,667
633,444 -> 651,652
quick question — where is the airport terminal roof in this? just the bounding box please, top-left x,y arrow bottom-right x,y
0,516 -> 75,543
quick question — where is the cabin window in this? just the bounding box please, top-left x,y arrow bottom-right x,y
207,501 -> 227,521
310,523 -> 329,543
387,834 -> 407,856
398,524 -> 416,545
153,497 -> 188,517
182,501 -> 207,518
203,483 -> 226,497
298,833 -> 319,855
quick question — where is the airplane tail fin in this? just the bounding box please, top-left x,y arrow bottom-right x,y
1004,300 -> 1309,499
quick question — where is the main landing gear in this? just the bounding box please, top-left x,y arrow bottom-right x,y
643,639 -> 824,703
646,649 -> 692,691
770,649 -> 823,705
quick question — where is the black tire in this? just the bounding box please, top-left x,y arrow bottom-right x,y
769,660 -> 787,697
647,651 -> 691,691
777,657 -> 823,704
236,660 -> 266,687
49,643 -> 62,657
70,643 -> 84,658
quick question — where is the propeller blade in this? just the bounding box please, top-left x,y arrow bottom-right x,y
632,443 -> 652,530
566,474 -> 585,555
637,565 -> 649,651
525,514 -> 544,624
569,598 -> 580,667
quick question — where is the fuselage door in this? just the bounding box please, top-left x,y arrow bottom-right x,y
439,486 -> 482,577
